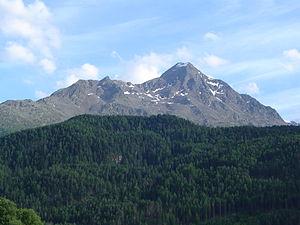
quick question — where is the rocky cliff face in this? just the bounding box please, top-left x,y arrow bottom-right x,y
0,62 -> 286,135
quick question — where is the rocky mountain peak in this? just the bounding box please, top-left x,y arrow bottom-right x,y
0,63 -> 287,136
161,62 -> 203,84
99,76 -> 112,84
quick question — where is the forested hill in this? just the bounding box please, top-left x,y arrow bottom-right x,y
0,115 -> 299,225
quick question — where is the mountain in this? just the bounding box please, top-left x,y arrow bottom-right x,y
288,121 -> 300,126
0,62 -> 286,135
0,115 -> 299,225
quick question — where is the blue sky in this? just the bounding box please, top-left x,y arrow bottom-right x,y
0,0 -> 299,121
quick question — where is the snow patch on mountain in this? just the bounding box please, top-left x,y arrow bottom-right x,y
176,62 -> 189,67
152,86 -> 166,93
207,81 -> 219,87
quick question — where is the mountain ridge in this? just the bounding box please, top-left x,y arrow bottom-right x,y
0,62 -> 286,136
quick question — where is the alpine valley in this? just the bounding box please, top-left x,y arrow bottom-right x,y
0,63 -> 286,136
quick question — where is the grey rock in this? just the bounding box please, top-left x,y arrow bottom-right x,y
287,121 -> 300,126
0,62 -> 286,135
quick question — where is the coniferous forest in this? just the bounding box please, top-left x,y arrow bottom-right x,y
0,115 -> 299,225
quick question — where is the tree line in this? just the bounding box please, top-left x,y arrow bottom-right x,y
0,115 -> 299,225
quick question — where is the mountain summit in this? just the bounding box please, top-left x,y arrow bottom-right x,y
0,63 -> 286,136
160,62 -> 201,83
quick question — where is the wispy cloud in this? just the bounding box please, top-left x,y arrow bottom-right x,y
282,49 -> 300,72
259,87 -> 300,121
64,17 -> 159,42
202,54 -> 229,68
283,49 -> 300,60
239,82 -> 260,95
203,32 -> 220,41
35,90 -> 49,99
39,58 -> 56,74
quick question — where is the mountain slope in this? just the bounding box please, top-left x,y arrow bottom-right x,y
0,115 -> 299,225
0,63 -> 286,135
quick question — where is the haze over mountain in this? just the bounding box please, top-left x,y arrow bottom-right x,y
0,63 -> 285,136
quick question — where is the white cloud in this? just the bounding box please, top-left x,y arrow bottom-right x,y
117,48 -> 229,84
124,52 -> 173,83
203,54 -> 229,67
5,42 -> 36,64
0,0 -> 60,73
111,50 -> 123,62
115,47 -> 196,83
23,79 -> 33,85
57,63 -> 99,88
282,49 -> 300,72
203,32 -> 220,41
281,63 -> 295,72
39,58 -> 56,74
283,49 -> 300,61
35,90 -> 48,99
81,63 -> 99,77
241,82 -> 260,95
